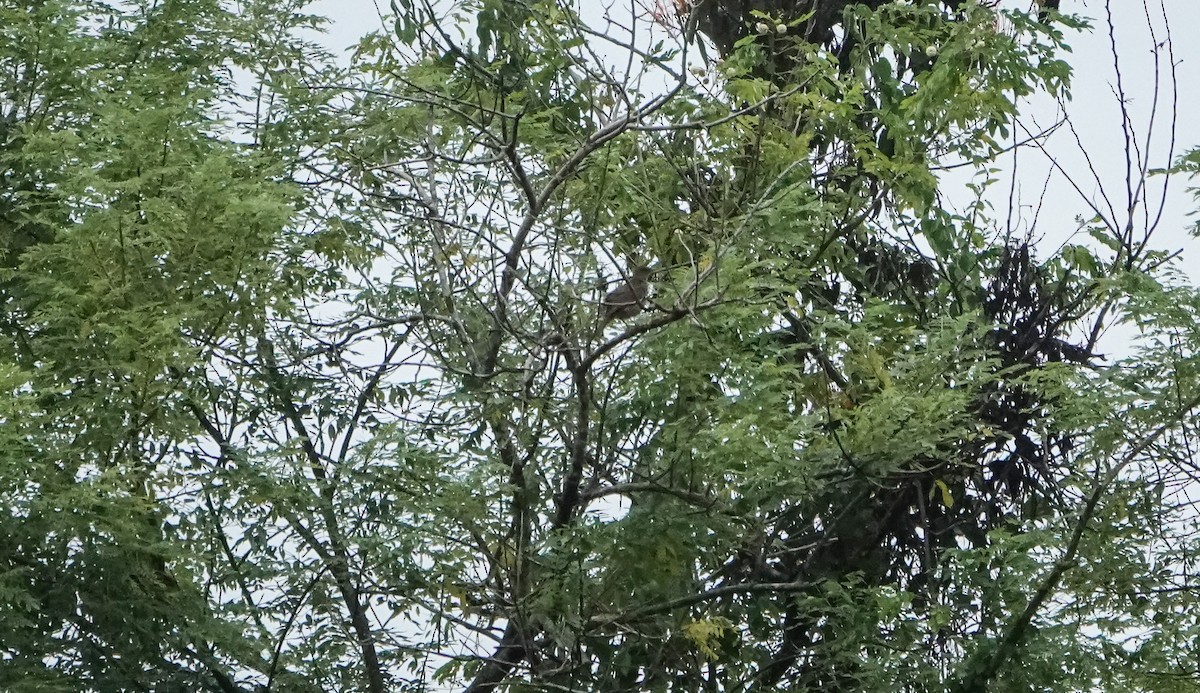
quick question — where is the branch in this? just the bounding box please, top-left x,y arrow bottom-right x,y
553,346 -> 592,528
951,391 -> 1200,692
580,481 -> 720,509
255,333 -> 387,693
589,580 -> 816,626
462,621 -> 527,693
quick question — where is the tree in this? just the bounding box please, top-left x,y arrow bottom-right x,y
0,0 -> 327,689
3,0 -> 1200,691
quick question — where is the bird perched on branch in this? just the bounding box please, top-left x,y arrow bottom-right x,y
600,265 -> 653,326
1035,0 -> 1060,22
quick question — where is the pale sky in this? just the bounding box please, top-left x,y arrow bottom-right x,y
1000,0 -> 1200,259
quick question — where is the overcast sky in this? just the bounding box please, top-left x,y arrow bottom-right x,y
1004,0 -> 1199,257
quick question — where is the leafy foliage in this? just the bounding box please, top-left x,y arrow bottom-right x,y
2,0 -> 1199,692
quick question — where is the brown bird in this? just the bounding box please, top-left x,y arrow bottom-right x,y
600,265 -> 652,326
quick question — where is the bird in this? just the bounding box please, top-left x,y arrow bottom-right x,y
1035,0 -> 1060,22
600,265 -> 653,326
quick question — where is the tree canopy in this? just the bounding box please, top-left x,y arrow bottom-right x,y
3,0 -> 1200,691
